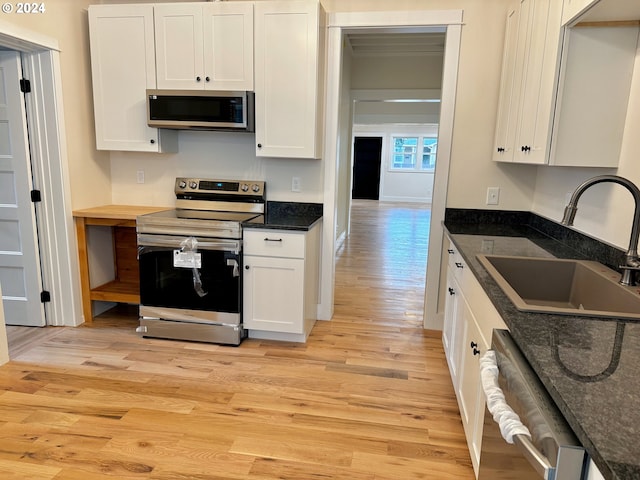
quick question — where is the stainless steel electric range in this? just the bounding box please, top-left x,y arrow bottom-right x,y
135,177 -> 265,345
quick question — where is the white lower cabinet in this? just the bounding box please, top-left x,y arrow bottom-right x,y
243,222 -> 321,342
442,235 -> 507,477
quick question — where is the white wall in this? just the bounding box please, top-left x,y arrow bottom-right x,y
353,124 -> 437,203
335,37 -> 354,244
1,2 -> 112,210
531,30 -> 640,252
110,131 -> 324,205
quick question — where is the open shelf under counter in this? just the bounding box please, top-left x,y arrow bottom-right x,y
73,205 -> 171,322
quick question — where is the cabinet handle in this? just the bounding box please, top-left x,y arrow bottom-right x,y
150,139 -> 155,144
264,238 -> 283,242
470,341 -> 477,349
470,341 -> 480,355
448,287 -> 455,296
455,262 -> 464,269
257,143 -> 262,148
447,249 -> 455,254
245,265 -> 250,270
196,76 -> 201,82
473,347 -> 481,356
205,76 -> 210,82
497,147 -> 505,153
521,145 -> 531,152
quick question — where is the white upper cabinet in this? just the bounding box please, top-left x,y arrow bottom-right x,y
254,0 -> 325,159
88,4 -> 177,152
495,0 -> 639,167
493,0 -> 564,165
493,2 -> 521,163
154,2 -> 254,91
562,0 -> 599,25
550,24 -> 638,167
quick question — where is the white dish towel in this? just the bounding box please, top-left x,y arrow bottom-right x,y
480,349 -> 532,443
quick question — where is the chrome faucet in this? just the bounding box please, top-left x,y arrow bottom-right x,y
561,175 -> 640,286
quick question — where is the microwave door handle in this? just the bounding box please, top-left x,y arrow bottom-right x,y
479,350 -> 555,480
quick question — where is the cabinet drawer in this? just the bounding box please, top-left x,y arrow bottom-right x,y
446,244 -> 467,284
244,230 -> 305,258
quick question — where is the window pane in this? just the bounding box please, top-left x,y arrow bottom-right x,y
392,137 -> 418,170
422,138 -> 437,169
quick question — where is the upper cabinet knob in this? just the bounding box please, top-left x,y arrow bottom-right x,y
196,76 -> 201,82
205,76 -> 210,82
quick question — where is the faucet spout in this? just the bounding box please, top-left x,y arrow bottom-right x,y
561,175 -> 640,286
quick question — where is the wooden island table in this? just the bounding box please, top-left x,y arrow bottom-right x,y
73,205 -> 170,322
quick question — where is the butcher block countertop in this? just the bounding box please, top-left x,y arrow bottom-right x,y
72,205 -> 171,323
72,204 -> 170,221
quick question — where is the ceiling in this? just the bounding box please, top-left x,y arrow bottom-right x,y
346,32 -> 446,57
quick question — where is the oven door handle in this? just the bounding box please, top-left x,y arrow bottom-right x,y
137,234 -> 241,253
480,350 -> 555,480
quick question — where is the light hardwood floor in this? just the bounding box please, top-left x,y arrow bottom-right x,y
1,200 -> 473,479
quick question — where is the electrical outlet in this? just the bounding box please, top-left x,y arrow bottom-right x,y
291,176 -> 301,192
136,170 -> 145,184
486,187 -> 500,205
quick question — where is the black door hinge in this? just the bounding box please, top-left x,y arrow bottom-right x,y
31,190 -> 41,202
40,291 -> 51,303
20,79 -> 31,93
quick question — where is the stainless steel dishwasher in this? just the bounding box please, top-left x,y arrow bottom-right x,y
478,329 -> 587,480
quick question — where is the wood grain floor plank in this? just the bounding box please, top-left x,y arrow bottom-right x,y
1,201 -> 473,479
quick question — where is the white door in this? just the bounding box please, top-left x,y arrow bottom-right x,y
0,51 -> 45,327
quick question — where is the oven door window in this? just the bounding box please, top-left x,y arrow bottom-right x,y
139,247 -> 240,313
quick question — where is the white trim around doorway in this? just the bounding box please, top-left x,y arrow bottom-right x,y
0,20 -> 82,331
320,9 -> 463,331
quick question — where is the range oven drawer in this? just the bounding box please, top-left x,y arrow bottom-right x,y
138,317 -> 244,346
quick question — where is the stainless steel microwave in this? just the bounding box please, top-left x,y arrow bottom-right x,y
147,90 -> 255,132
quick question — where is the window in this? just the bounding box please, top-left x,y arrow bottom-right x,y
391,135 -> 437,172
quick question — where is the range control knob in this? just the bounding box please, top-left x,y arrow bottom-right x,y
252,184 -> 261,193
189,181 -> 198,189
178,180 -> 187,189
241,184 -> 250,192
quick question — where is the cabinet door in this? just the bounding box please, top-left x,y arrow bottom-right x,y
243,256 -> 304,333
493,2 -> 522,162
155,4 -> 204,90
89,5 -> 174,152
456,300 -> 486,474
254,0 -> 323,159
443,268 -> 463,386
202,2 -> 254,91
513,0 -> 563,164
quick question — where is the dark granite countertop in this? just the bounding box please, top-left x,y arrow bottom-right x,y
243,201 -> 323,231
445,211 -> 640,480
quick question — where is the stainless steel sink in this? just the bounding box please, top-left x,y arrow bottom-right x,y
476,254 -> 640,319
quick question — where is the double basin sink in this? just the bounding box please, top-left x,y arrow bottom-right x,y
477,254 -> 640,319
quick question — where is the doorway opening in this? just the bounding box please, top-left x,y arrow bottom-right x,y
321,10 -> 462,331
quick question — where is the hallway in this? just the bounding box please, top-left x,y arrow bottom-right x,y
1,201 -> 473,480
334,200 -> 430,328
